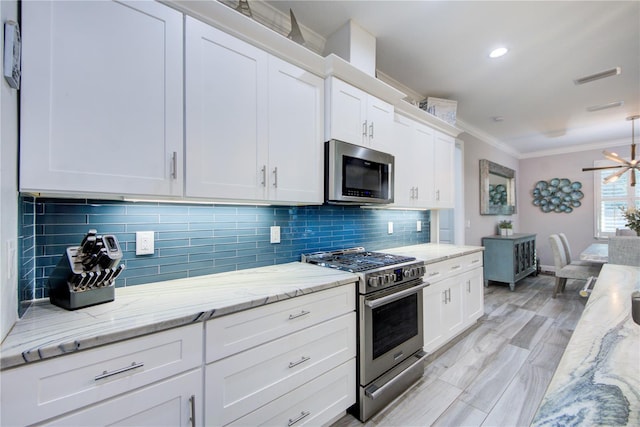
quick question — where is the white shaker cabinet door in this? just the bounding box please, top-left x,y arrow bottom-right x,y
326,78 -> 368,145
412,121 -> 436,208
20,0 -> 183,197
433,131 -> 455,208
185,16 -> 268,201
267,56 -> 324,204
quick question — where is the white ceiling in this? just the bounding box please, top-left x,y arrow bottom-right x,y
263,1 -> 640,158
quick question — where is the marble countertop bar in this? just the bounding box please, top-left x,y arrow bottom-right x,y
0,262 -> 357,370
533,263 -> 640,426
382,243 -> 484,263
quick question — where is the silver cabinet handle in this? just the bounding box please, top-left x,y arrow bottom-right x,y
448,288 -> 452,303
362,120 -> 368,136
442,290 -> 447,304
95,361 -> 144,381
415,187 -> 419,199
436,189 -> 440,201
261,165 -> 266,187
467,279 -> 471,293
451,265 -> 461,270
272,167 -> 278,188
170,152 -> 178,180
288,411 -> 311,426
288,356 -> 311,368
288,310 -> 310,320
472,259 -> 480,263
410,187 -> 415,199
189,395 -> 196,427
428,271 -> 439,277
369,122 -> 374,139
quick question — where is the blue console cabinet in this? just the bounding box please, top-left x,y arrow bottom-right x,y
482,233 -> 537,291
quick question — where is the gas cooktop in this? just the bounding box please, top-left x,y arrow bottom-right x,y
301,247 -> 416,273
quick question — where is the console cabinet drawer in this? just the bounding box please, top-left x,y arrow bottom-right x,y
229,359 -> 356,427
206,284 -> 355,363
206,312 -> 356,426
1,323 -> 202,426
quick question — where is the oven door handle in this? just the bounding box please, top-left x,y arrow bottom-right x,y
365,281 -> 429,309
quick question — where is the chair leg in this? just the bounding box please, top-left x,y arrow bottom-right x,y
553,277 -> 563,298
560,278 -> 567,293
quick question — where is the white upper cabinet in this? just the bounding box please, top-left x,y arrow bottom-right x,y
433,131 -> 455,208
185,17 -> 268,201
185,18 -> 323,204
20,1 -> 183,197
392,114 -> 455,209
326,77 -> 394,151
267,56 -> 324,204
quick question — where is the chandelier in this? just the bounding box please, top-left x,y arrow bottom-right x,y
582,115 -> 639,186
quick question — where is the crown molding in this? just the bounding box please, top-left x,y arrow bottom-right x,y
455,118 -> 521,158
518,137 -> 630,159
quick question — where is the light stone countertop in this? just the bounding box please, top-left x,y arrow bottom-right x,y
382,242 -> 484,264
0,262 -> 357,370
533,263 -> 640,426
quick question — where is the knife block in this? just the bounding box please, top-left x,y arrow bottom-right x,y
48,233 -> 124,310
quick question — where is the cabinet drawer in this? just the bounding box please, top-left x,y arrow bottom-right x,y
424,253 -> 483,283
40,369 -> 202,427
206,312 -> 356,426
229,359 -> 356,427
206,284 -> 355,363
1,323 -> 202,427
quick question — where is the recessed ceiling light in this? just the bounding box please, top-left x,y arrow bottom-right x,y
489,47 -> 508,58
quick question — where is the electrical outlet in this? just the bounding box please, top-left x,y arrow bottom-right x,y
270,226 -> 281,244
388,222 -> 393,234
136,231 -> 155,255
417,221 -> 422,232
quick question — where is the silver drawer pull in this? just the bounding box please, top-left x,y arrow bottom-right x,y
451,265 -> 461,270
288,411 -> 310,426
288,310 -> 310,320
288,356 -> 311,368
428,272 -> 440,277
95,361 -> 144,381
471,259 -> 480,263
189,395 -> 196,427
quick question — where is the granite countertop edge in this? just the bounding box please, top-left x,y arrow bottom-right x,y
1,243 -> 482,370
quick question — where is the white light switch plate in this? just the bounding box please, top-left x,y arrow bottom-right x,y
388,222 -> 393,234
270,226 -> 281,244
136,231 -> 155,255
417,221 -> 422,232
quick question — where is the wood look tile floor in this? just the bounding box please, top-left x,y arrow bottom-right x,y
331,274 -> 587,427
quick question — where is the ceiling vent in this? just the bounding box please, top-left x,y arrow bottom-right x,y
586,101 -> 624,112
573,67 -> 621,85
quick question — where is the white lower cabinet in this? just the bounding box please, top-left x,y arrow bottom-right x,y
422,253 -> 484,353
40,369 -> 201,427
229,359 -> 356,427
0,323 -> 203,427
204,284 -> 357,426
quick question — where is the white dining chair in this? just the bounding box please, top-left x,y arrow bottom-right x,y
549,234 -> 602,298
615,228 -> 637,236
558,233 -> 601,266
608,236 -> 640,266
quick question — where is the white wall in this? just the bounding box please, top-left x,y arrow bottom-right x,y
1,0 -> 19,341
519,144 -> 627,269
460,132 -> 519,246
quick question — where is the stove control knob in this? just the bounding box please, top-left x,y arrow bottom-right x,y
368,276 -> 380,287
403,269 -> 410,278
391,273 -> 397,282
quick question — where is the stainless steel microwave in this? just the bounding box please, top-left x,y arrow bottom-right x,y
325,139 -> 394,205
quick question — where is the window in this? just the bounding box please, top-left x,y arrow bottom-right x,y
594,160 -> 640,238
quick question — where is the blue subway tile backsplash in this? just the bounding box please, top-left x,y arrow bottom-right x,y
18,197 -> 430,309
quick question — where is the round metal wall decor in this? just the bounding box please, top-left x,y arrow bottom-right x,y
532,178 -> 583,213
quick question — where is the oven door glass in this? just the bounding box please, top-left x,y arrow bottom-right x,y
360,282 -> 424,385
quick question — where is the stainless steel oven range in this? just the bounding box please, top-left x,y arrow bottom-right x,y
302,247 -> 427,421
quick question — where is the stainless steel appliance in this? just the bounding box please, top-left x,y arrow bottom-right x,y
325,139 -> 394,205
48,229 -> 125,310
302,247 -> 427,421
